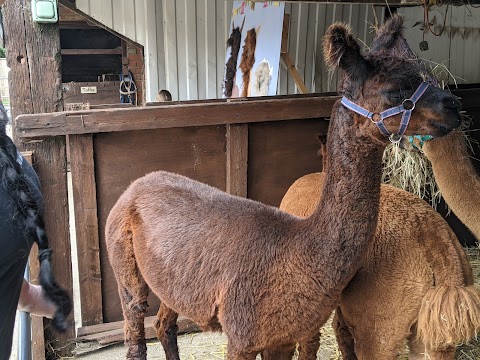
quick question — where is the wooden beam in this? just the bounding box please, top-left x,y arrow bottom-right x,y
16,95 -> 339,138
226,124 -> 248,198
3,0 -> 75,357
75,316 -> 199,354
69,134 -> 103,326
281,53 -> 309,94
61,48 -> 123,55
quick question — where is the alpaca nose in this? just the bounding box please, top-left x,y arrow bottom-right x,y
442,96 -> 462,111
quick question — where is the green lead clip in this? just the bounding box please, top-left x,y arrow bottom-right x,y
408,135 -> 433,150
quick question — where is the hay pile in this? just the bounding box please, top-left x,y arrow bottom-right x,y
382,143 -> 441,208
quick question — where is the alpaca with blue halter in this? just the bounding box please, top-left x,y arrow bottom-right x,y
341,81 -> 430,142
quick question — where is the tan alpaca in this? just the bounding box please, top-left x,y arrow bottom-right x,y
106,16 -> 463,360
280,171 -> 479,359
422,130 -> 480,240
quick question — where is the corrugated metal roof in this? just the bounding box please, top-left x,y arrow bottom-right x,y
75,1 -> 480,101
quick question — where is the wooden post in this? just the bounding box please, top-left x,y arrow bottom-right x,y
69,134 -> 103,326
3,1 -> 75,358
226,124 -> 248,197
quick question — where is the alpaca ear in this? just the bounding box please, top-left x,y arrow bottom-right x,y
369,14 -> 409,56
323,23 -> 368,81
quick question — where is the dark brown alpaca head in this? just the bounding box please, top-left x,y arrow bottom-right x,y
323,15 -> 462,142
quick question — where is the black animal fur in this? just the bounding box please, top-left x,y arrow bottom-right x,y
0,106 -> 71,332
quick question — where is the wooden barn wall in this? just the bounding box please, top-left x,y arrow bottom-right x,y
91,119 -> 329,322
247,119 -> 329,206
94,126 -> 228,321
75,0 -> 382,101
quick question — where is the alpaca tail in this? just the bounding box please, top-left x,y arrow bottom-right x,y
35,216 -> 73,332
417,284 -> 480,349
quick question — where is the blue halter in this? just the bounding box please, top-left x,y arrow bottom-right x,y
341,82 -> 430,142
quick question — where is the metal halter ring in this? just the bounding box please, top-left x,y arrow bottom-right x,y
402,98 -> 415,111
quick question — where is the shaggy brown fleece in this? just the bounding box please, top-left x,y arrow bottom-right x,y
239,28 -> 256,97
423,130 -> 480,242
224,26 -> 242,98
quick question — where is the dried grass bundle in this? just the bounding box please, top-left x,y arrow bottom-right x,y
381,143 -> 441,208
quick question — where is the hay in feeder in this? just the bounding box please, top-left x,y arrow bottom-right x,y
381,143 -> 441,208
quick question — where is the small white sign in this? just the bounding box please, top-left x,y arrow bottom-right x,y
80,86 -> 97,94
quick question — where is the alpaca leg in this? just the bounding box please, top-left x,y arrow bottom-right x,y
108,222 -> 150,359
297,332 -> 320,360
332,309 -> 357,360
154,303 -> 180,360
226,340 -> 258,360
118,282 -> 149,360
261,344 -> 295,360
353,331 -> 404,360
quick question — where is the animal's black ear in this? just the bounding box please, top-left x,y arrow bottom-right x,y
369,14 -> 410,57
323,23 -> 368,81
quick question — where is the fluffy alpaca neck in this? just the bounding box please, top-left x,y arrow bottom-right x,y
304,103 -> 384,295
423,131 -> 480,240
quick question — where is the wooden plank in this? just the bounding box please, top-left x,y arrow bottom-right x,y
77,315 -> 198,341
74,316 -> 199,354
29,244 -> 46,359
61,48 -> 123,55
62,81 -> 122,106
226,124 -> 248,198
16,94 -> 339,138
248,119 -> 329,207
93,127 -> 227,322
3,0 -> 74,357
69,134 -> 103,326
281,53 -> 309,94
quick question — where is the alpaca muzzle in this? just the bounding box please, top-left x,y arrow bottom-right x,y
341,82 -> 429,142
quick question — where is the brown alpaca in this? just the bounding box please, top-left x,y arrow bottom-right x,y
280,147 -> 480,359
239,28 -> 256,97
105,17 -> 462,360
422,130 -> 480,240
224,24 -> 243,98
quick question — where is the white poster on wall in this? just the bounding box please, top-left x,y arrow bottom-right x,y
223,1 -> 285,98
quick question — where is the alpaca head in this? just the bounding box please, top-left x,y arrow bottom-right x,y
323,14 -> 462,142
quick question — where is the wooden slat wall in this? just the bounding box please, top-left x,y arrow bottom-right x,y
248,119 -> 329,206
93,126 -> 228,321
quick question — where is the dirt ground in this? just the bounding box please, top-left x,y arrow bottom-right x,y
74,330 -> 341,360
